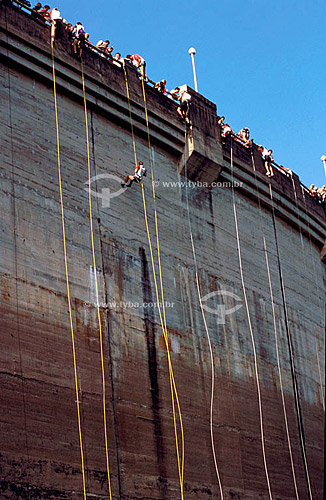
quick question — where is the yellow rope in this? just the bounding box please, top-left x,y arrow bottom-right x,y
140,185 -> 184,495
123,66 -> 185,499
141,77 -> 185,492
81,62 -> 113,500
51,41 -> 87,500
123,66 -> 138,167
250,151 -> 299,498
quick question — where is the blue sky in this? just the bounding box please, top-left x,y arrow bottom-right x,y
50,0 -> 325,188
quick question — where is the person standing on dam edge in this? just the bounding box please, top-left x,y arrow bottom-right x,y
259,146 -> 274,177
121,162 -> 147,188
177,89 -> 192,122
38,4 -> 51,22
72,22 -> 88,58
49,7 -> 62,44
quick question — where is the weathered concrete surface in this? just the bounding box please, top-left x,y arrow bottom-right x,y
178,85 -> 223,183
0,2 -> 325,500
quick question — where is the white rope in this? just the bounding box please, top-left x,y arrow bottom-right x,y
250,151 -> 299,498
230,140 -> 273,500
268,183 -> 313,500
263,238 -> 299,500
300,186 -> 325,412
315,339 -> 325,411
183,129 -> 224,499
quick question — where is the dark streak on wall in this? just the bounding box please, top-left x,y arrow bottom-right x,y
139,246 -> 168,497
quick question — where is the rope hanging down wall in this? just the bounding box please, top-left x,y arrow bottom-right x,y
123,66 -> 185,500
183,126 -> 224,499
250,147 -> 299,499
268,182 -> 313,499
80,60 -> 113,500
141,74 -> 185,500
51,41 -> 87,500
294,181 -> 325,412
230,137 -> 273,500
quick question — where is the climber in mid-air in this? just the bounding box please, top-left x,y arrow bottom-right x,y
121,161 -> 147,187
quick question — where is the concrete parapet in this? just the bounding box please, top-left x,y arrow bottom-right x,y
178,85 -> 224,182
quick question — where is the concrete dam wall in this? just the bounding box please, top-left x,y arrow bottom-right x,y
0,3 -> 325,499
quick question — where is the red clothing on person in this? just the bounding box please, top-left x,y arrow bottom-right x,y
221,123 -> 232,138
135,164 -> 147,178
130,54 -> 145,67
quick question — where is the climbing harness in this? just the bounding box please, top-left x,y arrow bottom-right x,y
51,40 -> 87,500
250,148 -> 299,499
230,138 -> 273,500
80,60 -> 113,500
123,65 -> 185,500
183,126 -> 224,499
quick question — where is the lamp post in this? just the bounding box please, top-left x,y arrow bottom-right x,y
321,155 -> 326,177
188,47 -> 198,92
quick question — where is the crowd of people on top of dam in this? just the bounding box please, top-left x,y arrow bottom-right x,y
218,117 -> 277,177
11,1 -> 193,123
8,1 -> 324,198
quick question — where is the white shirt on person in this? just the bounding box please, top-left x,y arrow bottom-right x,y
135,165 -> 146,178
131,54 -> 145,67
74,24 -> 85,37
180,91 -> 191,103
50,9 -> 61,20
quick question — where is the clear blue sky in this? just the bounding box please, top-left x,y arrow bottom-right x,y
51,0 -> 325,188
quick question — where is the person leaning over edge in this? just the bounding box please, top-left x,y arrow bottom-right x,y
72,22 -> 87,58
259,145 -> 274,177
38,4 -> 50,22
177,88 -> 192,122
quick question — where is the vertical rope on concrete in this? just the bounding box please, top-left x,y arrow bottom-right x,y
4,4 -> 30,460
51,41 -> 87,500
299,186 -> 325,412
230,138 -> 273,500
123,66 -> 185,500
89,110 -> 124,498
268,183 -> 313,500
80,61 -> 113,500
141,76 -> 185,500
250,149 -> 299,499
297,185 -> 325,498
315,339 -> 325,411
183,127 -> 224,499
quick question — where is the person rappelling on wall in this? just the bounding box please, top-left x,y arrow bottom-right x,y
121,161 -> 147,187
